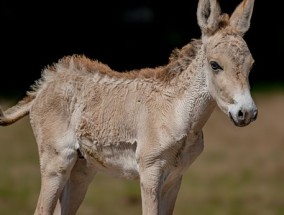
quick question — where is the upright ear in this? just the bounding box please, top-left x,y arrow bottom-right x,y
230,0 -> 255,36
197,0 -> 221,37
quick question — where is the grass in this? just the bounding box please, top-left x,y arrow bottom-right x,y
0,92 -> 284,215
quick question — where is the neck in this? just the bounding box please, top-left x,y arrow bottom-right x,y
170,45 -> 216,133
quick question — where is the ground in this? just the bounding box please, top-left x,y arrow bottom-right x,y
0,91 -> 283,215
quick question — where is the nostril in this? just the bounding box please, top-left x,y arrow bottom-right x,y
253,109 -> 258,120
238,110 -> 244,119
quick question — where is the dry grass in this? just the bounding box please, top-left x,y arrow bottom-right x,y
0,92 -> 283,215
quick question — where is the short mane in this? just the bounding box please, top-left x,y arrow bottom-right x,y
167,39 -> 202,74
46,39 -> 202,81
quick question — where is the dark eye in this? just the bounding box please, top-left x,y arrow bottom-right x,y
210,61 -> 223,71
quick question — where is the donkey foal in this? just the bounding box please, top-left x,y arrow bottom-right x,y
0,0 -> 257,214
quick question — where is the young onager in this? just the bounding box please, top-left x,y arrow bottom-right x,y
0,0 -> 257,214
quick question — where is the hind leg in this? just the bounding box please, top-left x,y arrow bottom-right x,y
57,157 -> 97,215
160,175 -> 183,215
34,141 -> 77,215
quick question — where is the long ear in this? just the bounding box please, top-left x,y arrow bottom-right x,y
230,0 -> 255,36
197,0 -> 221,36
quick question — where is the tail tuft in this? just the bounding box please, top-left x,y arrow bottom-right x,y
0,94 -> 34,126
0,106 -> 9,126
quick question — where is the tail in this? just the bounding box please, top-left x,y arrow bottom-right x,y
0,93 -> 35,126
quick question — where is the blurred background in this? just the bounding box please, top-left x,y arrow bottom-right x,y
0,0 -> 283,97
0,0 -> 283,214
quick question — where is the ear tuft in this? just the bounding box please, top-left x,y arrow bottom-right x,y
218,14 -> 230,29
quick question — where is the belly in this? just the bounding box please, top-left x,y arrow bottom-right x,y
79,138 -> 139,180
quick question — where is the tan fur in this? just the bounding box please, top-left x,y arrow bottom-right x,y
0,1 -> 257,214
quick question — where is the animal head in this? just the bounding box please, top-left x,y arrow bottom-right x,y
197,0 -> 257,127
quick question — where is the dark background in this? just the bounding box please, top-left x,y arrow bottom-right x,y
1,0 -> 283,98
